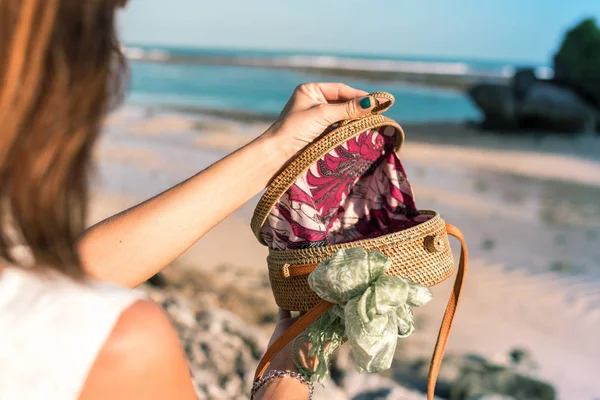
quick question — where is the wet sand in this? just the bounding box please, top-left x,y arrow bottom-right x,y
91,107 -> 600,399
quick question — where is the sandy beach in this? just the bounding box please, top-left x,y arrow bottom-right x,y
90,108 -> 600,400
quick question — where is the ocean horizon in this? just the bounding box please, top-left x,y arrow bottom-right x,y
124,45 -> 552,124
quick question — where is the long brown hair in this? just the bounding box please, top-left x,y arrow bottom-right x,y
0,0 -> 127,277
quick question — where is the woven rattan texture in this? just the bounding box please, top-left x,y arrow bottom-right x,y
267,211 -> 454,311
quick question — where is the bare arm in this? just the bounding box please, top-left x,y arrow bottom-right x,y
81,83 -> 375,288
80,132 -> 291,288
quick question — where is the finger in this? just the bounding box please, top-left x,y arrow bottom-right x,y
320,95 -> 376,124
314,82 -> 368,102
278,308 -> 292,320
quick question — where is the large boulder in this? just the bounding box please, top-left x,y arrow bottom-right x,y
449,355 -> 556,400
393,352 -> 556,400
512,68 -> 538,101
468,18 -> 600,134
468,78 -> 599,134
467,84 -> 518,129
517,82 -> 598,133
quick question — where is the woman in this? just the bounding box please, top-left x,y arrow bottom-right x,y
0,1 -> 378,399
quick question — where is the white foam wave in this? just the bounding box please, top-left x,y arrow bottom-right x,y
251,55 -> 473,76
123,47 -> 552,80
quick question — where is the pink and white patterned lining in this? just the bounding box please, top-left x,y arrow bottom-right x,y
260,126 -> 432,250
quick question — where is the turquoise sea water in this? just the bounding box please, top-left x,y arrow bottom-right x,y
128,63 -> 482,122
125,46 -> 550,123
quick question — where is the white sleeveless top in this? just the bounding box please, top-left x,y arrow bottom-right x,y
0,267 -> 142,399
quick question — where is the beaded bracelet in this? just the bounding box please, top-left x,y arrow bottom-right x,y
250,369 -> 314,400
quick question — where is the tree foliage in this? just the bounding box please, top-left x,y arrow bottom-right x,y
553,18 -> 600,80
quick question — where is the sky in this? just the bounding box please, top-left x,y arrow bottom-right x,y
120,0 -> 600,64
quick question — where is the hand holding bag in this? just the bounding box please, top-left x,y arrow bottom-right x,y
251,92 -> 468,400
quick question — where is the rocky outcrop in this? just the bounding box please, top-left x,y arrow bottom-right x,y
449,355 -> 556,400
393,352 -> 555,400
468,69 -> 599,134
518,82 -> 597,133
470,18 -> 600,134
143,269 -> 556,400
512,69 -> 538,101
142,268 -> 429,400
468,84 -> 518,130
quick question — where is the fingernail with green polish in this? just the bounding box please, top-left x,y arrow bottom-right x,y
360,96 -> 372,109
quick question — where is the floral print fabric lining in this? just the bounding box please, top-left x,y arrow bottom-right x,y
260,126 -> 430,250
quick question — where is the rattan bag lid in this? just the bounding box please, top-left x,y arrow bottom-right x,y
251,92 -> 430,250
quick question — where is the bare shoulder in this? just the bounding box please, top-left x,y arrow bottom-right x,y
79,299 -> 197,400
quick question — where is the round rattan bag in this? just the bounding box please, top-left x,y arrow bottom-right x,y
251,92 -> 468,400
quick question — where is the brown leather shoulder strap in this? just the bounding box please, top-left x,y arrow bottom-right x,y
254,224 -> 468,400
253,300 -> 334,380
427,224 -> 468,399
